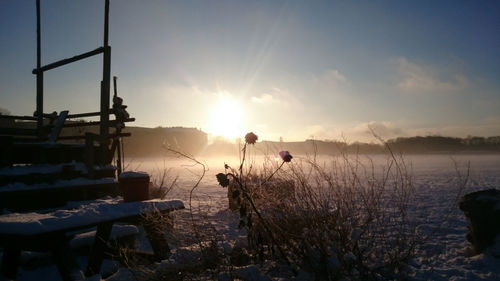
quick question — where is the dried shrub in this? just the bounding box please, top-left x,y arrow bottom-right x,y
218,135 -> 422,280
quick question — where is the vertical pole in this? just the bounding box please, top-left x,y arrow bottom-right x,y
36,0 -> 44,138
100,0 -> 111,138
113,76 -> 122,175
85,222 -> 113,277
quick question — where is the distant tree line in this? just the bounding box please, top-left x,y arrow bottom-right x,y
387,136 -> 500,153
1,116 -> 499,156
235,135 -> 500,156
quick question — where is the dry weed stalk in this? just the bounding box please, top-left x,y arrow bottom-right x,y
217,132 -> 431,280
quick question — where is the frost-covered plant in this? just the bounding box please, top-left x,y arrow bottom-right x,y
217,135 -> 423,280
216,132 -> 295,267
259,151 -> 420,280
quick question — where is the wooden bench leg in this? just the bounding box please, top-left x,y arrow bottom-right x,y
85,222 -> 113,277
52,238 -> 83,281
142,217 -> 171,261
1,245 -> 20,279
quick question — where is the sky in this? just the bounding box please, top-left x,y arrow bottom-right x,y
1,0 -> 499,142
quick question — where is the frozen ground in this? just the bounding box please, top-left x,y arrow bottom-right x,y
1,154 -> 499,280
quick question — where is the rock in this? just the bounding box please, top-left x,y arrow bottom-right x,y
459,189 -> 500,255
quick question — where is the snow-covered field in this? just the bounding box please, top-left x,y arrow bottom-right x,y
2,154 -> 499,280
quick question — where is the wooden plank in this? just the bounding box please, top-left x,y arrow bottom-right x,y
3,143 -> 87,165
0,182 -> 119,213
62,118 -> 135,128
67,111 -> 103,119
0,163 -> 116,186
0,200 -> 184,238
0,115 -> 38,121
58,132 -> 131,141
32,47 -> 105,74
48,110 -> 69,143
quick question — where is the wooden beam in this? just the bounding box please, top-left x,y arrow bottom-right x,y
0,115 -> 38,121
36,0 -> 41,71
67,111 -> 102,119
100,0 -> 111,138
63,118 -> 135,128
32,47 -> 104,74
36,0 -> 43,138
57,132 -> 131,141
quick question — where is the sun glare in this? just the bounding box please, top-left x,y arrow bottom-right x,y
208,96 -> 244,139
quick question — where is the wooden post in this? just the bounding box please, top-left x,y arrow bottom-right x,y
1,245 -> 20,279
100,0 -> 111,138
113,76 -> 122,175
52,237 -> 82,281
142,215 -> 171,260
86,222 -> 113,276
36,0 -> 44,139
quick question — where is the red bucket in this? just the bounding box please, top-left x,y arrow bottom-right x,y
119,171 -> 150,202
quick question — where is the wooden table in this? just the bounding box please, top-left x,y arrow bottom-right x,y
0,198 -> 184,280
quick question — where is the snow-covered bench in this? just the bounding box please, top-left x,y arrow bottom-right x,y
0,197 -> 184,280
0,164 -> 118,213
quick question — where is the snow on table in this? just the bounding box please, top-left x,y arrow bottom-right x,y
0,198 -> 184,236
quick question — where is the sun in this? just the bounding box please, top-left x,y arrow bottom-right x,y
208,95 -> 244,139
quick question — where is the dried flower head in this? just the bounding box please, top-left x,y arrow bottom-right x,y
245,132 -> 258,145
216,173 -> 230,187
279,150 -> 293,162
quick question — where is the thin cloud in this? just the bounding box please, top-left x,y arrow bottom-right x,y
250,87 -> 300,106
312,69 -> 348,87
251,93 -> 275,104
352,121 -> 406,141
322,69 -> 346,83
397,58 -> 469,93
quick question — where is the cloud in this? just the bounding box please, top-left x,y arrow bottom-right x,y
351,121 -> 406,141
281,121 -> 406,143
251,93 -> 275,104
322,69 -> 346,83
250,87 -> 301,107
397,58 -> 469,93
312,69 -> 348,88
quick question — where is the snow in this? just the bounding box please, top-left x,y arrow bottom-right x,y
69,224 -> 140,249
1,154 -> 499,280
0,198 -> 184,235
118,171 -> 149,180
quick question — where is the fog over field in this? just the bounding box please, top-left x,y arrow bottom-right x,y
116,153 -> 500,280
